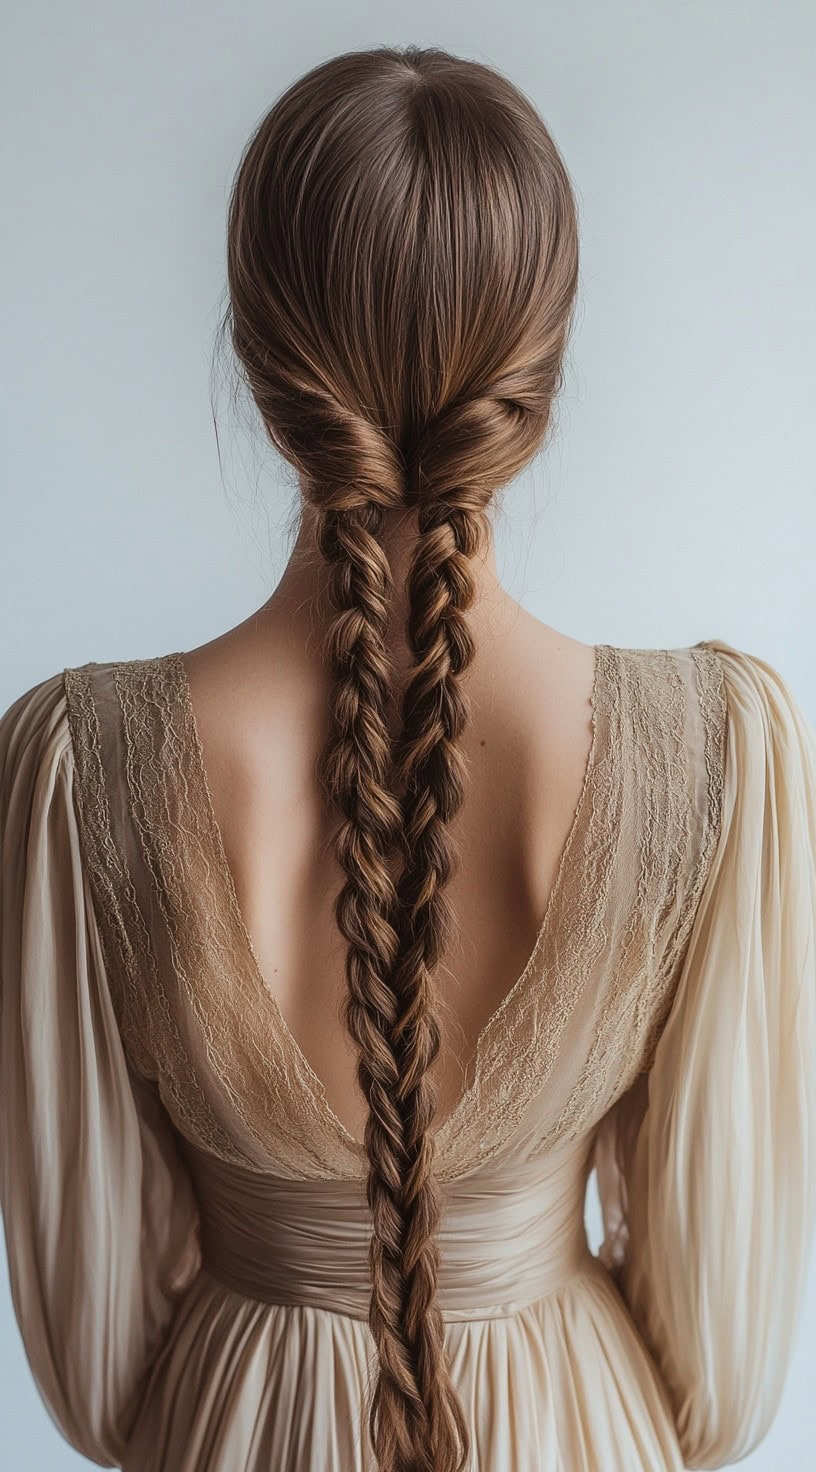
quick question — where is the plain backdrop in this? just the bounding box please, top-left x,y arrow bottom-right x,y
1,2 -> 815,1468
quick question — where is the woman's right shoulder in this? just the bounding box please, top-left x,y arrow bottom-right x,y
693,638 -> 816,757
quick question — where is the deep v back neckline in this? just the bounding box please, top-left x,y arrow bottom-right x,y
170,643 -> 618,1166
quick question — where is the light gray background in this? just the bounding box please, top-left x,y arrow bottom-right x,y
2,2 -> 814,1468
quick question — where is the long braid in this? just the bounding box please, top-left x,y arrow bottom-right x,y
382,473 -> 489,1472
306,466 -> 449,1470
309,458 -> 480,1472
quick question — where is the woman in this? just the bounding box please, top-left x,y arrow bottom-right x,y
1,42 -> 815,1472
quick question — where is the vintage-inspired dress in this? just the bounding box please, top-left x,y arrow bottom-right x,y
1,639 -> 815,1471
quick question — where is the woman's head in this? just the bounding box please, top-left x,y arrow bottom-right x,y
223,43 -> 579,1472
227,43 -> 578,523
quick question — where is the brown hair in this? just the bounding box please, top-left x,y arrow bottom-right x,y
222,43 -> 579,1472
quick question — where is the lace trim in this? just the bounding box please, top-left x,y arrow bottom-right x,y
433,644 -> 622,1174
63,664 -> 241,1165
636,644 -> 728,1070
533,642 -> 728,1154
114,658 -> 355,1178
535,648 -> 682,1149
63,668 -> 136,1060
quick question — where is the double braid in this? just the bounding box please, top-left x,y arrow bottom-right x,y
310,393 -> 511,1472
378,436 -> 493,1472
303,417 -> 465,1469
304,402 -> 492,1471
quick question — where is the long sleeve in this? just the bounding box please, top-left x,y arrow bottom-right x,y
592,639 -> 816,1469
0,672 -> 202,1467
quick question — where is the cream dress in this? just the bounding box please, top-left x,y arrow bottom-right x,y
1,639 -> 815,1472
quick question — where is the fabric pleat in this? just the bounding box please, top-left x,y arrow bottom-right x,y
123,1261 -> 687,1472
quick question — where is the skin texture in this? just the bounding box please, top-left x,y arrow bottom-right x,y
183,503 -> 596,1145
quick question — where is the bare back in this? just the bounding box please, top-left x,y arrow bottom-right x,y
182,599 -> 597,1142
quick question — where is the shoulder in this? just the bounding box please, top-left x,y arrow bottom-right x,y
626,640 -> 816,863
609,641 -> 730,769
695,643 -> 816,831
697,635 -> 812,703
604,646 -> 731,893
0,669 -> 73,813
59,648 -> 191,737
691,638 -> 815,760
621,635 -> 814,764
0,652 -> 185,814
615,639 -> 727,699
0,670 -> 78,870
617,637 -> 813,740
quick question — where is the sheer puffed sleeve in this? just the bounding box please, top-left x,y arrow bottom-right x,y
0,672 -> 202,1466
593,640 -> 816,1468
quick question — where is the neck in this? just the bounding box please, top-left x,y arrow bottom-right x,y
258,501 -> 511,677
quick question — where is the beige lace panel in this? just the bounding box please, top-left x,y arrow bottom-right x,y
430,643 -> 625,1176
112,657 -> 358,1179
527,642 -> 728,1160
62,664 -> 238,1163
62,667 -> 147,1070
638,645 -> 728,1066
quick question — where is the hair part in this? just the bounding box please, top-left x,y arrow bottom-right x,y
223,43 -> 580,1472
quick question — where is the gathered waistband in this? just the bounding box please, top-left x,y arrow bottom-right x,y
181,1134 -> 595,1321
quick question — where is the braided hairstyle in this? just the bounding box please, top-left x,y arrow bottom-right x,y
222,44 -> 580,1472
